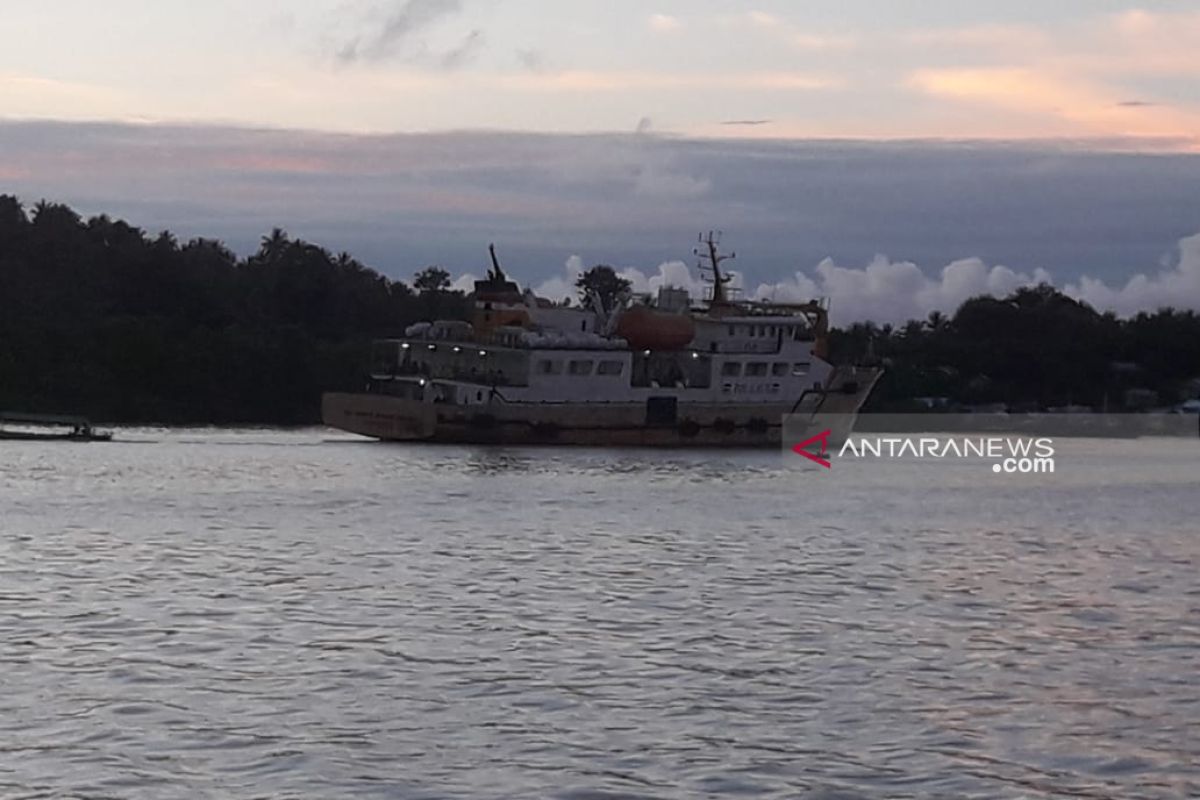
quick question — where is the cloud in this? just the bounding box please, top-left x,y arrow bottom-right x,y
902,12 -> 1200,79
515,49 -> 546,72
903,23 -> 1051,52
493,70 -> 837,93
1065,233 -> 1200,318
336,0 -> 468,66
742,10 -> 857,51
906,67 -> 1200,140
748,232 -> 1200,325
1098,9 -> 1200,75
0,73 -> 137,121
753,255 -> 1052,325
896,11 -> 1200,142
791,33 -> 857,51
451,232 -> 1200,326
6,120 -> 1200,320
439,29 -> 484,70
721,119 -> 772,127
648,14 -> 682,33
747,11 -> 782,30
460,255 -> 736,305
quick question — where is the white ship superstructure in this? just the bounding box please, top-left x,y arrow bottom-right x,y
323,236 -> 881,446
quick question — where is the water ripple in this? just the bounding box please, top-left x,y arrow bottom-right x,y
0,429 -> 1197,798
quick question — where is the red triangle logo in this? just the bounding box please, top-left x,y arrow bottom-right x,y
792,429 -> 833,469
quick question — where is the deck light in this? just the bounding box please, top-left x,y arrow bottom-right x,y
479,350 -> 488,357
428,344 -> 437,351
643,350 -> 652,357
401,343 -> 411,350
453,347 -> 462,354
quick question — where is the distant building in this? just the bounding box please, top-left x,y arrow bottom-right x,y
1123,388 -> 1159,410
1176,399 -> 1200,414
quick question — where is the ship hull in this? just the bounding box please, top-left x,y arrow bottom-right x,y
323,368 -> 882,448
0,431 -> 112,442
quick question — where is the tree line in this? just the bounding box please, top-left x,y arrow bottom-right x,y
1,197 -> 1197,423
0,197 -> 468,423
832,285 -> 1200,411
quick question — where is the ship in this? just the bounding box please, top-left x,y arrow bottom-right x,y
322,234 -> 882,447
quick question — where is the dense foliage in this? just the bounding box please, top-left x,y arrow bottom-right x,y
831,286 -> 1200,411
0,197 -> 469,423
575,265 -> 632,312
1,197 -> 1197,423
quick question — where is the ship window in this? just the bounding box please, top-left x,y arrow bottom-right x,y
537,359 -> 562,375
728,325 -> 737,336
597,361 -> 624,376
792,363 -> 810,376
722,362 -> 742,378
746,363 -> 769,377
767,326 -> 775,336
568,359 -> 594,376
772,362 -> 789,377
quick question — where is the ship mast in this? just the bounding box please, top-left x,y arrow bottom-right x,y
695,231 -> 736,308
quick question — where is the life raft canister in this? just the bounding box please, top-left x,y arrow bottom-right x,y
615,306 -> 696,351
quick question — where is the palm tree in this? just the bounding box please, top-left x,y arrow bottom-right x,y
334,252 -> 363,274
259,228 -> 290,263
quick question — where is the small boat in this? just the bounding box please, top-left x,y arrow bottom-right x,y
0,412 -> 113,442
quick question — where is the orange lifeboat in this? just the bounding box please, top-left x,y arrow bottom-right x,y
616,306 -> 696,351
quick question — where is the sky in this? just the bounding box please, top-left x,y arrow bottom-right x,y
2,1 -> 1200,322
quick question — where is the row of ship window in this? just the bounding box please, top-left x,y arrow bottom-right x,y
536,359 -> 625,377
729,324 -> 803,339
724,361 -> 810,377
534,359 -> 810,378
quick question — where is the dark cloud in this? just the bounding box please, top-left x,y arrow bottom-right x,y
721,120 -> 773,126
336,0 -> 467,65
1116,100 -> 1159,108
515,48 -> 546,72
2,120 -> 1199,305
